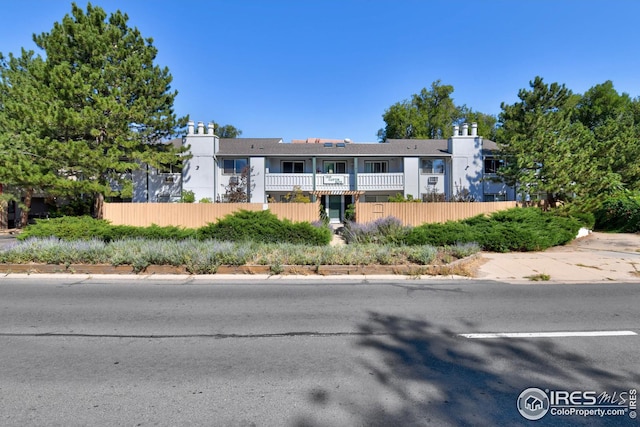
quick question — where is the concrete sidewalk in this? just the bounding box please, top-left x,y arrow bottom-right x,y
474,232 -> 640,283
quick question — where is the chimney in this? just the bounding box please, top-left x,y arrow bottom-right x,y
208,122 -> 215,135
462,123 -> 469,136
197,121 -> 204,135
471,122 -> 478,136
453,124 -> 459,136
188,121 -> 195,135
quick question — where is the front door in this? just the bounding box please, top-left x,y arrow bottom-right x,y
328,195 -> 342,222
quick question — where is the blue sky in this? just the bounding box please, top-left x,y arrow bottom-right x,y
2,0 -> 639,142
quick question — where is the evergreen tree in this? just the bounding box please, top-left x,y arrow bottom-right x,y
0,50 -> 68,226
497,77 -> 600,206
1,2 -> 188,219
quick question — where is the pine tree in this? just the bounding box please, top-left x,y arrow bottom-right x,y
497,77 -> 605,206
0,2 -> 188,220
0,50 -> 67,226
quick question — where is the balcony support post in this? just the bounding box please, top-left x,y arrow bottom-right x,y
353,157 -> 358,191
311,157 -> 317,202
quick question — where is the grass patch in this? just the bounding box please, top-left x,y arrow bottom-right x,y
525,273 -> 551,281
0,238 -> 479,271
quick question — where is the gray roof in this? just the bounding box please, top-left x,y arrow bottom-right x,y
167,137 -> 183,149
216,137 -> 500,157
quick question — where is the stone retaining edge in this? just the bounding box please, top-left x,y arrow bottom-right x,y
0,254 -> 479,276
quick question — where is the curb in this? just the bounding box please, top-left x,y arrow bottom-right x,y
0,254 -> 480,277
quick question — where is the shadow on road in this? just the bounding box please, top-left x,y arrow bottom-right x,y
293,311 -> 639,426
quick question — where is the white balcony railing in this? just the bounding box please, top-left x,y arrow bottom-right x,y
357,173 -> 404,191
265,172 -> 404,192
265,173 -> 314,191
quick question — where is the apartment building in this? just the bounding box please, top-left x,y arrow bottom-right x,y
133,121 -> 515,223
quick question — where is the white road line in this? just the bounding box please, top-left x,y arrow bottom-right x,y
458,331 -> 637,339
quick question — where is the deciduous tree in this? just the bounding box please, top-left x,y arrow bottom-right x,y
210,121 -> 242,138
574,81 -> 640,192
378,80 -> 461,141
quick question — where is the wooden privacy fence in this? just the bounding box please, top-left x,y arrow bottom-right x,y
102,202 -> 321,228
356,201 -> 518,226
103,201 -> 517,228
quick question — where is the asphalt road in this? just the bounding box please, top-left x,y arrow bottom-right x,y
0,277 -> 638,426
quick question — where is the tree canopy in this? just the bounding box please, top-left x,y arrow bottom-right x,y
378,80 -> 497,141
496,76 -> 640,207
0,2 -> 187,223
210,121 -> 242,138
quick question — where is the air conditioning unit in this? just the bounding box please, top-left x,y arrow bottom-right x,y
164,176 -> 175,183
428,177 -> 438,185
229,176 -> 239,185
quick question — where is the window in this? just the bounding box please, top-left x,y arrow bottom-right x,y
282,161 -> 304,173
421,159 -> 445,174
364,161 -> 388,173
484,194 -> 507,202
158,160 -> 183,174
364,195 -> 389,202
484,158 -> 504,174
323,161 -> 346,173
223,158 -> 247,174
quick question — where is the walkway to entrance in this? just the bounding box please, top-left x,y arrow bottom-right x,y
329,223 -> 346,246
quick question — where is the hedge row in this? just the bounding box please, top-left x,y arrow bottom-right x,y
17,210 -> 333,246
18,207 -> 586,252
341,207 -> 585,252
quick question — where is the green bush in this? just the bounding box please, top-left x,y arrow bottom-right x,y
403,221 -> 476,247
18,216 -> 115,241
181,190 -> 195,203
16,207 -> 584,253
113,224 -> 196,241
594,195 -> 640,232
196,209 -> 332,245
403,208 -> 582,252
18,216 -> 195,242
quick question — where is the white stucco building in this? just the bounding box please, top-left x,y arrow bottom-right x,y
133,121 -> 515,222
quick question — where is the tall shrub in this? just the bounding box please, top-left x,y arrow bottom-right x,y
594,195 -> 640,232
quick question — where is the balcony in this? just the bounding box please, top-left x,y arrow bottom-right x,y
265,173 -> 314,191
357,173 -> 403,191
265,172 -> 404,192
